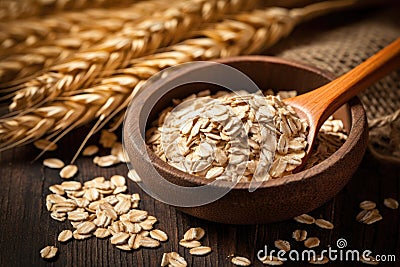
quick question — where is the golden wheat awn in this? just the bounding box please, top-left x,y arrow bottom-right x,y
10,0 -> 258,111
0,0 -> 137,22
0,0 -> 358,151
0,0 -> 178,87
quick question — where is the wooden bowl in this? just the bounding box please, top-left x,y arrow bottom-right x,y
123,56 -> 368,224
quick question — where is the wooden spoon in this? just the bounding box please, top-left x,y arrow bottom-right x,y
284,37 -> 400,170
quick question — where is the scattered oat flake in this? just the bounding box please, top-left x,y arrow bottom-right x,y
274,239 -> 290,251
59,165 -> 78,179
82,145 -> 99,156
110,175 -> 126,187
128,234 -> 140,249
128,209 -> 148,222
46,193 -> 66,203
179,239 -> 201,248
110,232 -> 130,245
94,228 -> 110,238
76,221 -> 96,234
231,256 -> 251,266
304,237 -> 320,248
99,202 -> 118,220
294,214 -> 315,224
364,213 -> 383,225
183,227 -> 205,241
84,188 -> 100,202
49,185 -> 65,195
58,230 -> 73,242
359,200 -> 376,210
315,219 -> 334,230
168,252 -> 187,267
356,209 -> 370,222
161,253 -> 170,266
61,181 -> 82,191
149,229 -> 168,242
50,212 -> 66,222
292,229 -> 307,241
189,246 -> 212,256
140,236 -> 160,248
94,155 -> 120,167
384,198 -> 399,209
357,209 -> 382,224
113,185 -> 127,195
52,201 -> 77,213
40,245 -> 58,259
43,158 -> 65,169
68,210 -> 89,222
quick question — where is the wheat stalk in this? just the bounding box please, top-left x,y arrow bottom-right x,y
0,0 -> 179,88
0,0 -> 358,151
0,1 -> 173,54
0,0 -> 138,22
9,0 -> 258,111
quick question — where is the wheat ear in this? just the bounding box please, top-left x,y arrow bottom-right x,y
0,0 -> 139,22
0,0 -> 177,54
10,0 -> 258,111
0,0 -> 179,88
0,0 -> 358,151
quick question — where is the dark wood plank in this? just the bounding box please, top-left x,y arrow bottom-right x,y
0,125 -> 399,267
1,6 -> 400,267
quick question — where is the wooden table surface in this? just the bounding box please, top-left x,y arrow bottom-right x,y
0,123 -> 399,267
1,6 -> 400,267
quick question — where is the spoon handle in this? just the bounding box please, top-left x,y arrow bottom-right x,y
289,37 -> 400,129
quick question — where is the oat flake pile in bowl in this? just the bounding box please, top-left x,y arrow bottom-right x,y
146,89 -> 347,182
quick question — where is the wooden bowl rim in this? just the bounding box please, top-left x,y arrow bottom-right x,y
127,55 -> 367,190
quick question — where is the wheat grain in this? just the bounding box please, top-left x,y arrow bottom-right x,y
0,1 -> 358,151
10,0 -> 258,111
